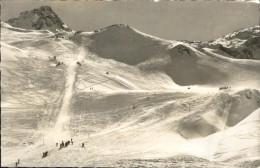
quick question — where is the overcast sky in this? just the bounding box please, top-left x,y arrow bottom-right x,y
1,0 -> 259,41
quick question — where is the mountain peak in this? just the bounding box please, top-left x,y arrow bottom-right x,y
7,6 -> 71,32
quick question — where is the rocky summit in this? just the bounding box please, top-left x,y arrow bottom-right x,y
7,6 -> 71,32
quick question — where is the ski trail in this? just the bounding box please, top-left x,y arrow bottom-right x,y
56,64 -> 76,138
44,48 -> 85,144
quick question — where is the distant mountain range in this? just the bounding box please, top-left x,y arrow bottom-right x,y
7,6 -> 260,60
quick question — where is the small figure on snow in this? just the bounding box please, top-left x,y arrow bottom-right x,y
56,62 -> 61,67
42,151 -> 48,158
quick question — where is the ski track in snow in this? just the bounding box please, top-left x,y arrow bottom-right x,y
44,48 -> 86,143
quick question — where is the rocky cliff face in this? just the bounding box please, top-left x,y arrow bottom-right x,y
7,6 -> 71,32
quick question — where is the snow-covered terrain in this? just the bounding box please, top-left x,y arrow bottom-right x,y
191,26 -> 260,60
1,6 -> 260,167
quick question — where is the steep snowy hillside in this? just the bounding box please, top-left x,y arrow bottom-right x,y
164,44 -> 260,86
1,6 -> 260,168
7,6 -> 71,32
72,24 -> 170,65
72,26 -> 260,87
197,26 -> 260,60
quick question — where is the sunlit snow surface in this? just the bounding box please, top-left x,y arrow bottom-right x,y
1,22 -> 260,167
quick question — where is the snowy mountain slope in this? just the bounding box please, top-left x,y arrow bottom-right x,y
72,25 -> 260,87
206,108 -> 260,162
2,88 -> 259,167
1,6 -> 260,167
197,26 -> 260,60
165,44 -> 260,86
1,22 -> 177,148
72,24 -> 170,65
178,89 -> 260,139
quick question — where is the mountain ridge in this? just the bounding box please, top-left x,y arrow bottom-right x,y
6,6 -> 260,60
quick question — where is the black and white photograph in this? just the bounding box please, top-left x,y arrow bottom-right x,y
1,0 -> 260,167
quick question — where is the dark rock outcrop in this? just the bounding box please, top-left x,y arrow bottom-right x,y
7,6 -> 71,32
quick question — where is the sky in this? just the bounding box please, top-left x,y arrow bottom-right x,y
1,0 -> 259,41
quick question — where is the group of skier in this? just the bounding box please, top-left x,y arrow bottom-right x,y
59,138 -> 73,150
219,86 -> 231,90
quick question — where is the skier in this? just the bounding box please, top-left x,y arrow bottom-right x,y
82,143 -> 84,148
15,162 -> 18,167
56,62 -> 61,67
18,159 -> 20,164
